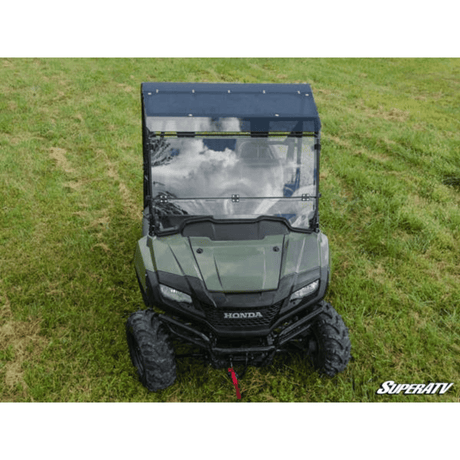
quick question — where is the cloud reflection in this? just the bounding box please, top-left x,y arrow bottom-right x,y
151,136 -> 316,229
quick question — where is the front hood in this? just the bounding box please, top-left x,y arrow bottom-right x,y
148,231 -> 324,295
188,235 -> 284,292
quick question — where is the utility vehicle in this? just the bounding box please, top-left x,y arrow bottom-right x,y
126,82 -> 351,393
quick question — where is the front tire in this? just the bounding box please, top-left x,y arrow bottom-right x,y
126,309 -> 176,391
306,301 -> 351,377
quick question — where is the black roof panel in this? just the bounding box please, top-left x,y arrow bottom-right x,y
142,82 -> 321,132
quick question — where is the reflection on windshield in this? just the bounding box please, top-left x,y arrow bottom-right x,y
151,137 -> 315,197
146,116 -> 242,132
150,136 -> 316,231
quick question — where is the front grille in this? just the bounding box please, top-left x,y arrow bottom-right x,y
201,301 -> 283,330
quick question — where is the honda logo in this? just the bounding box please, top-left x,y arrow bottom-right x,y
223,312 -> 263,319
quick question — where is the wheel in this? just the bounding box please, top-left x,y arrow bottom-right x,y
126,309 -> 176,391
306,301 -> 351,377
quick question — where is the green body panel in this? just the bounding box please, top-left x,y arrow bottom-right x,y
319,231 -> 330,272
135,229 -> 329,294
134,235 -> 155,291
280,232 -> 320,279
149,233 -> 204,279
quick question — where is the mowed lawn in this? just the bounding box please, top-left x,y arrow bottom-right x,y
0,58 -> 459,402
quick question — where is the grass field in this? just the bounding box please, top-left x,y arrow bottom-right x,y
0,58 -> 459,402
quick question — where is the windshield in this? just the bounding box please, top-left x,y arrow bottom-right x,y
149,135 -> 317,232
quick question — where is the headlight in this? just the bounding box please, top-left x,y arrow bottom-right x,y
290,280 -> 319,300
160,284 -> 192,304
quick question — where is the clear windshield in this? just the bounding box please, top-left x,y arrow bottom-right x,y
149,135 -> 317,231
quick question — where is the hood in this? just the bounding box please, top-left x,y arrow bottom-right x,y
188,235 -> 284,292
149,231 -> 323,294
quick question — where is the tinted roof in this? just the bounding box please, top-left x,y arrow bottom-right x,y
142,82 -> 321,132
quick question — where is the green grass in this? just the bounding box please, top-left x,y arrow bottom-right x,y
0,58 -> 459,402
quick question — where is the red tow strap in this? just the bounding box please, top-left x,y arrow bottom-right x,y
228,367 -> 242,400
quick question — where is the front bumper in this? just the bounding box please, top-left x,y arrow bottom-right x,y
143,266 -> 328,339
157,301 -> 324,367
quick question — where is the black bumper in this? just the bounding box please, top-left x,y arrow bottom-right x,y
143,267 -> 328,340
157,301 -> 325,365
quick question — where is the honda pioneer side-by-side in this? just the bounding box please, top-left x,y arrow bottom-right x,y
126,82 -> 351,394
